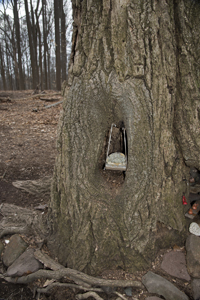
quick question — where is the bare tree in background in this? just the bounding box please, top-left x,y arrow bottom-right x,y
61,0 -> 66,82
13,0 -> 25,89
0,0 -> 72,90
24,0 -> 38,88
54,0 -> 61,90
0,44 -> 7,90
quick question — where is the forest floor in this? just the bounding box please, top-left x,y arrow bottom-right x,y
0,91 -> 193,300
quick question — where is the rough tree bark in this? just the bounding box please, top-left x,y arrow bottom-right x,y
48,0 -> 200,275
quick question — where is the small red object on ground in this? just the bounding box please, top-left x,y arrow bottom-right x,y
182,195 -> 188,205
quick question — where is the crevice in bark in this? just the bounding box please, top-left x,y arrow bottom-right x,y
99,122 -> 127,189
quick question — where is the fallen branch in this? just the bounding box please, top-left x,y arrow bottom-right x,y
31,92 -> 61,99
40,97 -> 61,102
11,92 -> 61,101
44,100 -> 63,109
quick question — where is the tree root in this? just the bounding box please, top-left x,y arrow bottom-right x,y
0,204 -> 142,300
34,282 -> 103,298
1,268 -> 143,289
44,100 -> 63,109
34,249 -> 64,271
35,282 -> 103,294
76,292 -> 104,300
0,226 -> 29,239
75,291 -> 129,300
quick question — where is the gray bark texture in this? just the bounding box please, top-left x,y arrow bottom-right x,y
48,0 -> 200,274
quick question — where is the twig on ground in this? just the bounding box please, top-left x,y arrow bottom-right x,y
114,291 -> 129,300
30,92 -> 61,99
76,291 -> 104,300
44,100 -> 63,109
0,168 -> 7,179
40,97 -> 61,102
0,226 -> 28,239
11,92 -> 61,101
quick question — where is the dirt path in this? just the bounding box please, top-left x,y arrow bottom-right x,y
0,90 -> 61,208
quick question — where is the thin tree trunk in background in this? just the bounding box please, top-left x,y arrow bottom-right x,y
42,0 -> 48,89
12,29 -> 19,90
5,12 -> 20,90
36,14 -> 43,90
0,0 -> 71,91
49,0 -> 200,275
13,0 -> 25,90
6,45 -> 13,90
30,0 -> 39,82
47,50 -> 51,89
35,0 -> 43,90
61,0 -> 66,81
25,50 -> 30,89
54,0 -> 61,90
24,0 -> 37,88
0,45 -> 7,90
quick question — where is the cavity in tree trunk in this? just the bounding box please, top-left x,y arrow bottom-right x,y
48,0 -> 200,275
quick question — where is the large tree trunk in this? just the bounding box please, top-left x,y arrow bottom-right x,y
49,0 -> 200,275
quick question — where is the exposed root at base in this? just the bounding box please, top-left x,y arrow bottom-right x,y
0,204 -> 143,300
